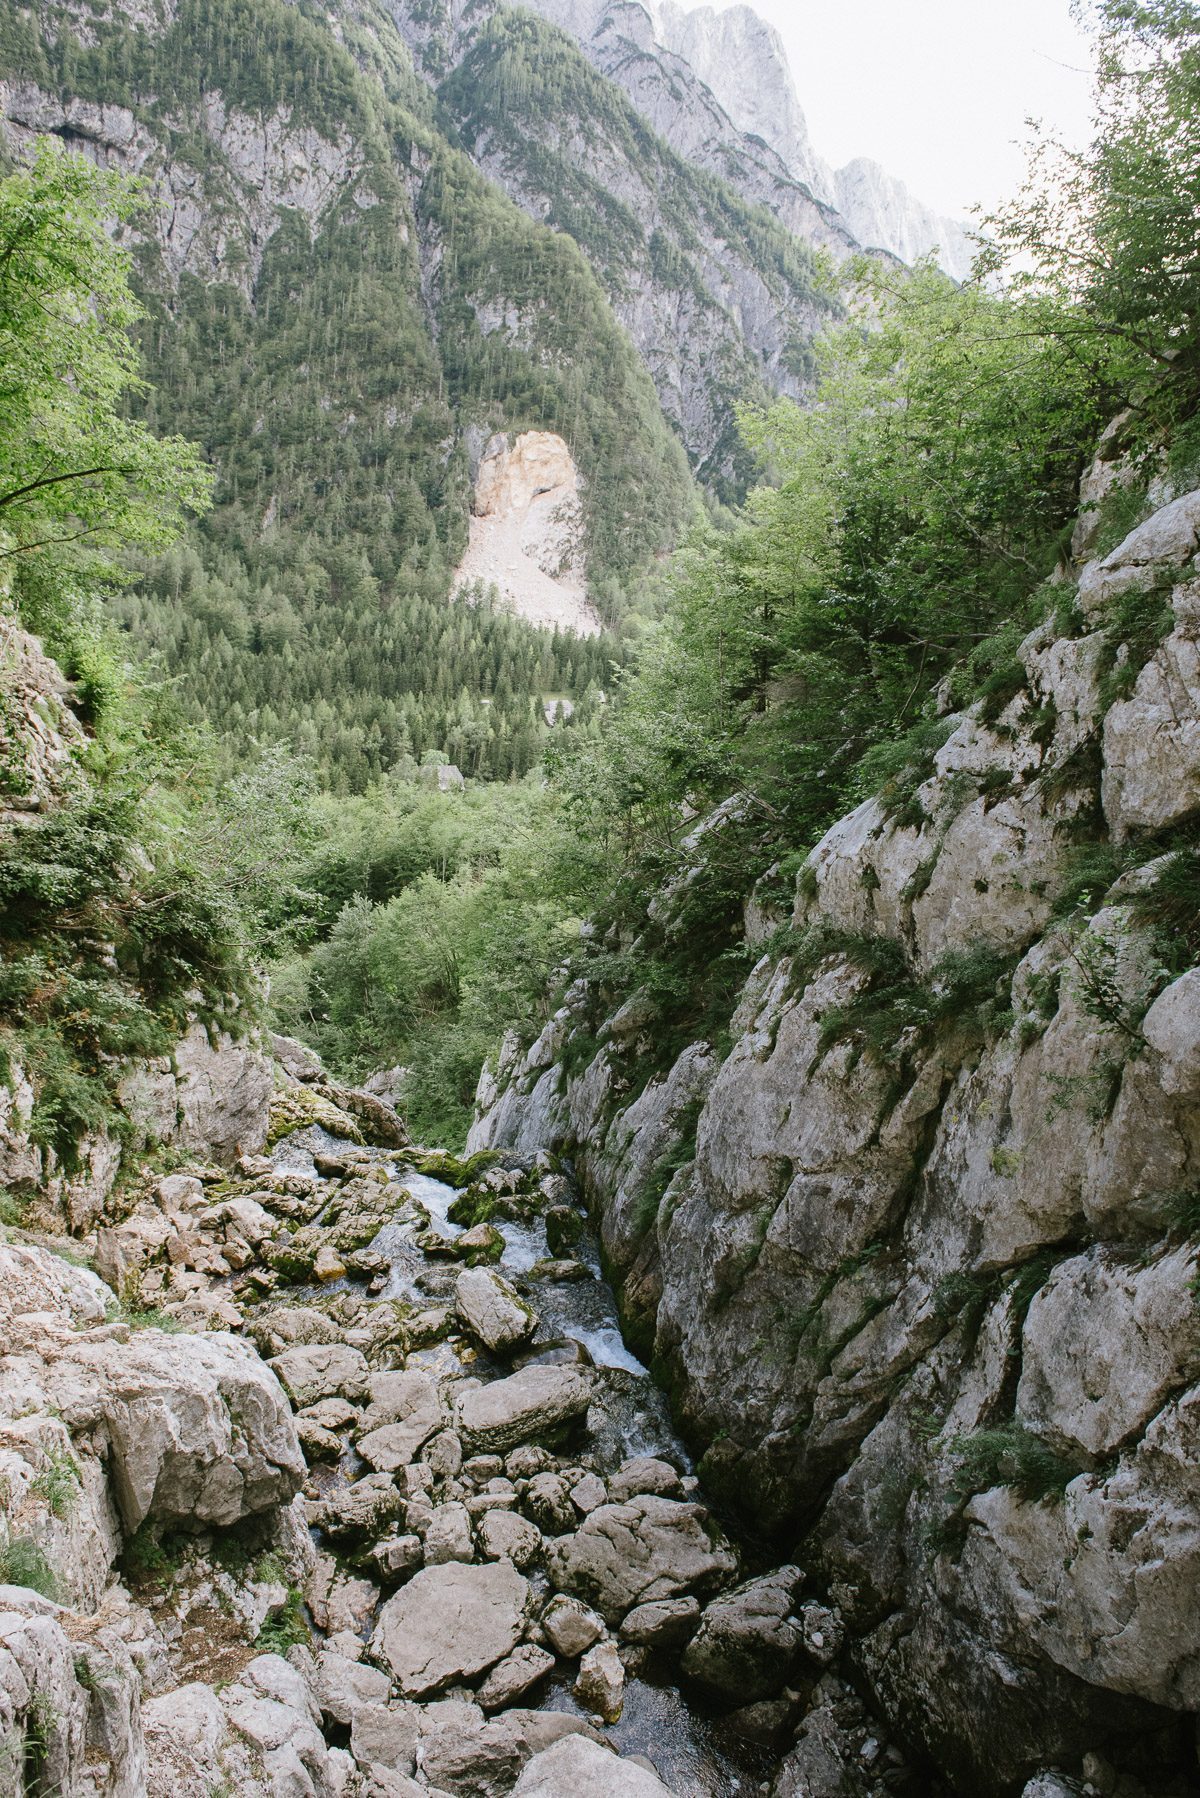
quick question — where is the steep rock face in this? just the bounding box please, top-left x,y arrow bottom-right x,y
470,468 -> 1200,1792
454,431 -> 599,634
515,0 -> 973,280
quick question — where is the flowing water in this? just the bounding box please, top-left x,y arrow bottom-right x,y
272,1125 -> 777,1796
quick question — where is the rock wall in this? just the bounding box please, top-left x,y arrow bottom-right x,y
470,461 -> 1200,1792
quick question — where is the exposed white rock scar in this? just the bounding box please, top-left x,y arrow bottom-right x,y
453,430 -> 602,637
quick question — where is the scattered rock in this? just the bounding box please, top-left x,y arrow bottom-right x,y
268,1341 -> 370,1406
477,1509 -> 543,1569
541,1594 -> 605,1658
620,1596 -> 701,1651
512,1733 -> 675,1795
681,1566 -> 805,1705
477,1643 -> 556,1711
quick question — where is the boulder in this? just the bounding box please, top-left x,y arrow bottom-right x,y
477,1508 -> 543,1569
547,1495 -> 737,1623
417,1702 -> 605,1796
523,1471 -> 577,1535
54,1329 -> 304,1533
681,1566 -> 804,1704
372,1561 -> 530,1696
312,1646 -> 391,1725
574,1639 -> 624,1721
267,1342 -> 370,1406
512,1734 -> 675,1795
541,1593 -> 605,1658
317,1473 -> 406,1546
607,1456 -> 684,1504
620,1596 -> 701,1651
477,1644 -> 555,1711
455,1366 -> 592,1455
454,1267 -> 537,1354
355,1371 -> 443,1471
422,1502 -> 475,1565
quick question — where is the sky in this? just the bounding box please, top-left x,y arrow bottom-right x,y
710,0 -> 1098,219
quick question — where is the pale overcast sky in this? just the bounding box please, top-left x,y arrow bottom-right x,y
713,0 -> 1097,219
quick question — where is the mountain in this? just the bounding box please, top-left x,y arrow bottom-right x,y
646,0 -> 976,279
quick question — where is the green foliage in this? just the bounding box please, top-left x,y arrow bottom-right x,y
949,1424 -> 1080,1503
254,1587 -> 311,1655
0,145 -> 211,603
0,1534 -> 57,1597
31,1449 -> 80,1520
0,152 -> 271,1171
984,0 -> 1200,450
270,775 -> 604,1144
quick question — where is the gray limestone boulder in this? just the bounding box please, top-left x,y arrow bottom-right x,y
547,1494 -> 737,1623
455,1365 -> 593,1454
512,1734 -> 675,1795
55,1329 -> 304,1533
267,1341 -> 370,1406
455,1267 -> 537,1354
681,1566 -> 805,1704
372,1560 -> 530,1696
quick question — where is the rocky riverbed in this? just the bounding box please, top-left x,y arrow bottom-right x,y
0,1041 -> 917,1797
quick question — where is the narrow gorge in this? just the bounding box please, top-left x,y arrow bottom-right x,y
2,0 -> 1199,1794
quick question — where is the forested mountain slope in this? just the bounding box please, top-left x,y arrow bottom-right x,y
1,0 -> 698,784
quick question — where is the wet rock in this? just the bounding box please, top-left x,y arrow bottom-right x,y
575,1639 -> 625,1720
541,1593 -> 605,1657
455,1267 -> 537,1354
607,1456 -> 684,1503
455,1365 -> 593,1455
547,1494 -> 738,1623
523,1471 -> 577,1534
477,1508 -> 543,1569
477,1643 -> 556,1711
454,1222 -> 506,1265
770,1676 -> 883,1797
372,1560 -> 530,1696
681,1565 -> 804,1704
619,1596 -> 701,1651
797,1601 -> 844,1666
512,1733 -> 675,1795
313,1242 -> 346,1280
545,1205 -> 585,1257
268,1341 -> 370,1406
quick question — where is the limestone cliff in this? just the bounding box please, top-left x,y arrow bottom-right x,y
470,449 -> 1200,1793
